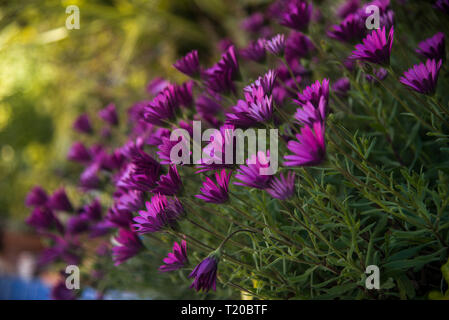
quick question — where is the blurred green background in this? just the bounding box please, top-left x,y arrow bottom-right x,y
0,0 -> 262,228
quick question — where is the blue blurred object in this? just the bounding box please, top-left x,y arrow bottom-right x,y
0,275 -> 50,300
0,275 -> 142,300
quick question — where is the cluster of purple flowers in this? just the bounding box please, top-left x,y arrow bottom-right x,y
25,0 -> 449,297
25,186 -> 101,269
281,79 -> 329,167
400,32 -> 445,95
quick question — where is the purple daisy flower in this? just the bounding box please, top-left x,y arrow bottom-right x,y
96,242 -> 110,256
101,127 -> 112,139
226,99 -> 268,128
365,67 -> 388,82
83,198 -> 102,221
147,77 -> 169,96
157,139 -> 177,162
98,103 -> 119,126
350,26 -> 394,65
245,69 -> 277,94
248,95 -> 273,123
152,165 -> 183,196
226,70 -> 276,127
79,162 -> 100,191
218,38 -> 233,52
117,148 -> 161,192
278,0 -> 313,31
285,32 -> 315,62
132,194 -> 185,234
241,12 -> 264,33
159,240 -> 188,272
294,95 -> 327,126
240,39 -> 266,63
97,147 -> 122,170
274,71 -> 300,103
66,214 -> 90,235
337,0 -> 360,19
72,113 -> 93,134
157,135 -> 189,165
195,169 -> 232,204
146,127 -> 171,146
189,255 -> 219,292
235,151 -> 273,189
38,236 -> 81,267
380,10 -> 395,30
258,27 -> 273,39
25,186 -> 48,207
114,190 -> 144,214
312,7 -> 323,22
265,34 -> 285,56
97,149 -> 124,171
434,0 -> 449,14
327,13 -> 365,43
266,171 -> 296,200
120,139 -> 145,159
112,228 -> 143,266
332,77 -> 351,98
284,121 -> 326,167
173,50 -> 200,77
203,45 -> 239,94
196,95 -> 223,118
267,0 -> 284,19
204,67 -> 235,94
272,85 -> 289,105
48,188 -> 73,212
89,220 -> 112,238
217,44 -> 239,76
67,141 -> 92,164
296,79 -> 330,107
257,27 -> 273,40
175,81 -> 194,108
399,59 -> 443,95
343,57 -> 356,71
105,206 -> 133,229
51,280 -> 77,300
26,206 -> 64,234
117,162 -> 160,192
226,86 -> 273,127
416,32 -> 446,62
144,85 -> 179,125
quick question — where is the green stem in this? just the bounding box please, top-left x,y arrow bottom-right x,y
216,229 -> 256,253
279,57 -> 301,91
430,96 -> 449,120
